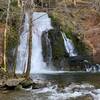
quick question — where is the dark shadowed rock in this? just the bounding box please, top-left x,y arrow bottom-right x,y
20,79 -> 33,88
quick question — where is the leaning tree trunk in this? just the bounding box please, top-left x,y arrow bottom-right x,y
25,0 -> 34,78
25,10 -> 33,78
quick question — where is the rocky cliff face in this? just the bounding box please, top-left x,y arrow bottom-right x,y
51,0 -> 100,64
83,12 -> 100,63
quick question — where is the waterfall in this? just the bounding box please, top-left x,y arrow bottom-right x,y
16,13 -> 29,74
30,12 -> 52,73
16,12 -> 53,74
61,32 -> 77,57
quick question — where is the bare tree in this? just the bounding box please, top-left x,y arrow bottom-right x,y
3,0 -> 11,72
24,0 -> 34,78
25,11 -> 33,78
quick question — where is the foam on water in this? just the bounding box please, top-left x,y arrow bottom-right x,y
30,70 -> 99,74
30,83 -> 100,100
30,70 -> 92,74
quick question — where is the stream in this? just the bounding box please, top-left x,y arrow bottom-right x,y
0,72 -> 100,100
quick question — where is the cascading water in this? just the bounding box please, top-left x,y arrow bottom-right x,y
61,32 -> 77,57
16,12 -> 53,74
84,60 -> 100,72
16,13 -> 29,74
31,12 -> 52,73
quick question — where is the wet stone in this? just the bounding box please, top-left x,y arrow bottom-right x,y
69,94 -> 93,100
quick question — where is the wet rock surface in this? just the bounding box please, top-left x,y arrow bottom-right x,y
70,94 -> 93,100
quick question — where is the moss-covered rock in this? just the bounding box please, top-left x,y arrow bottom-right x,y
20,79 -> 33,88
47,19 -> 70,70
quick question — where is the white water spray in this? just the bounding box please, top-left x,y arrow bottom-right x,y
31,12 -> 52,73
61,32 -> 77,57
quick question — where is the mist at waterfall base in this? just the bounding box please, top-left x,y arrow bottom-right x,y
16,12 -> 53,74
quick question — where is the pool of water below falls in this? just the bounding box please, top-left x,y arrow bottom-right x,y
0,72 -> 100,100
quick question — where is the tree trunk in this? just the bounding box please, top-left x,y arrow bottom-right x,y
25,10 -> 33,79
3,0 -> 11,72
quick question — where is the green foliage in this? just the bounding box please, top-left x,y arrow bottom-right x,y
11,0 -> 18,7
49,15 -> 58,23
